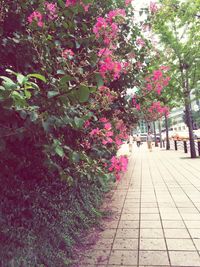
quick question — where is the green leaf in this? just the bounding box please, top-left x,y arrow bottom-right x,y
55,145 -> 64,158
57,69 -> 65,75
0,76 -> 17,89
47,91 -> 59,98
27,73 -> 46,83
71,151 -> 80,163
5,69 -> 18,76
30,111 -> 38,122
60,75 -> 72,85
89,86 -> 97,93
74,116 -> 84,128
95,73 -> 104,87
76,84 -> 90,103
17,74 -> 27,85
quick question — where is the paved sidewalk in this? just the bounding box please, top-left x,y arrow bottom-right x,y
80,144 -> 200,267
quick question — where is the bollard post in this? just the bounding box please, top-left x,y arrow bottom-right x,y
163,140 -> 165,148
174,140 -> 177,150
198,138 -> 200,157
183,140 -> 188,153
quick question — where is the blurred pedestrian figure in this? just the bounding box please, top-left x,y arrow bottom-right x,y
136,134 -> 141,147
129,134 -> 133,153
147,131 -> 153,152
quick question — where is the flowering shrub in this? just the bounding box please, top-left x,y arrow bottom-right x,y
109,155 -> 129,180
0,0 -> 151,265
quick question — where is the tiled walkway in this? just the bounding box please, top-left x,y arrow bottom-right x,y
80,144 -> 200,267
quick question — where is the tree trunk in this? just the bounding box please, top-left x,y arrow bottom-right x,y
153,121 -> 158,147
158,119 -> 162,148
165,113 -> 170,150
184,95 -> 196,158
184,68 -> 196,158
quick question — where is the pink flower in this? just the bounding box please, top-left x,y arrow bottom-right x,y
125,0 -> 133,6
150,1 -> 158,13
84,120 -> 90,128
99,117 -> 108,123
153,70 -> 163,80
62,49 -> 74,59
104,123 -> 112,130
136,38 -> 145,47
98,48 -> 113,58
45,2 -> 57,20
90,128 -> 101,136
107,9 -> 126,23
146,84 -> 152,91
106,131 -> 114,137
66,0 -> 77,7
28,11 -> 43,27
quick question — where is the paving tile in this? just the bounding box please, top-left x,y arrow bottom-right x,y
108,250 -> 138,265
169,251 -> 200,266
118,220 -> 139,229
93,239 -> 113,250
166,238 -> 196,250
160,213 -> 182,220
188,229 -> 200,238
141,213 -> 160,220
122,207 -> 140,213
139,250 -> 169,265
141,207 -> 159,214
181,213 -> 200,220
99,229 -> 116,239
141,202 -> 158,207
140,220 -> 162,229
185,221 -> 200,228
102,220 -> 119,229
164,228 -> 190,238
121,213 -> 140,220
113,238 -> 138,250
82,249 -> 110,265
140,228 -> 164,238
162,220 -> 185,229
178,207 -> 199,213
115,228 -> 139,239
193,239 -> 200,250
140,238 -> 166,250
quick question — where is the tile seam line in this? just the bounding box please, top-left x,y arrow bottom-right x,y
105,149 -> 139,267
155,152 -> 200,259
137,148 -> 143,267
163,155 -> 200,213
148,152 -> 171,267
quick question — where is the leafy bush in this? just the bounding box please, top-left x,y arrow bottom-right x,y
0,0 -> 151,265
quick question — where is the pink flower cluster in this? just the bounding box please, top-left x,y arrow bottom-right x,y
62,48 -> 74,59
132,96 -> 141,110
109,155 -> 128,180
150,1 -> 158,13
136,38 -> 145,48
45,2 -> 57,20
145,66 -> 171,95
99,57 -> 124,80
148,102 -> 169,117
89,119 -> 114,145
98,86 -> 117,103
93,9 -> 126,45
125,0 -> 133,6
28,2 -> 57,27
66,0 -> 91,11
28,11 -> 43,27
114,119 -> 129,147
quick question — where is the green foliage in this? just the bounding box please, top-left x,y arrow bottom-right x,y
0,0 -> 151,265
